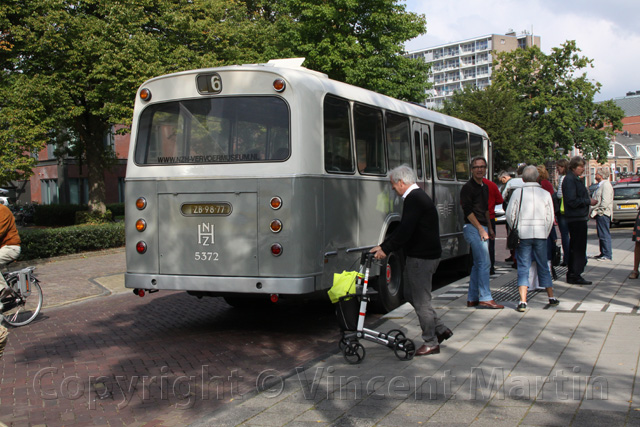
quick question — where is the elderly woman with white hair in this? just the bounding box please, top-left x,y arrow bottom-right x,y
506,165 -> 559,312
591,167 -> 613,261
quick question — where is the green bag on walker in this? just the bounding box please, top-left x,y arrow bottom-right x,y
328,270 -> 362,303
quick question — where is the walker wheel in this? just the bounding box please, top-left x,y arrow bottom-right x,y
343,342 -> 366,364
394,338 -> 416,361
386,329 -> 406,342
338,336 -> 353,352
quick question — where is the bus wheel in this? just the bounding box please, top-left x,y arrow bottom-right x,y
372,251 -> 404,313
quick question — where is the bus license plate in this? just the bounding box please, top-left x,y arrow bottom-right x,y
181,202 -> 232,216
620,204 -> 637,209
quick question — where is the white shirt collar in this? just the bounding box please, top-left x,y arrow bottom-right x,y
402,183 -> 419,199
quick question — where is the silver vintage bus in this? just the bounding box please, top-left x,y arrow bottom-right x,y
125,58 -> 491,312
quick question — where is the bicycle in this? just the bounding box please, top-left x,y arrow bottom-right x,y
1,265 -> 43,326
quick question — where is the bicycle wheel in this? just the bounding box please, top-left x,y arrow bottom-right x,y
2,277 -> 43,327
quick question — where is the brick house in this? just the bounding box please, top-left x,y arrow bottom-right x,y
8,126 -> 130,206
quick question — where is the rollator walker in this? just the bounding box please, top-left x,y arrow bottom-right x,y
334,249 -> 416,364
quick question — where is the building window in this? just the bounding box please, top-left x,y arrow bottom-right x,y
118,178 -> 126,203
41,179 -> 59,204
104,126 -> 115,152
46,144 -> 55,160
69,178 -> 88,205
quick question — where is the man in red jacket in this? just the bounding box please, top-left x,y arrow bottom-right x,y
483,178 -> 503,275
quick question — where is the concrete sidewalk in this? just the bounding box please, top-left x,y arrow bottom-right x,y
191,234 -> 640,427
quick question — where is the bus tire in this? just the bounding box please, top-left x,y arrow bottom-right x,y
223,296 -> 270,310
372,250 -> 405,313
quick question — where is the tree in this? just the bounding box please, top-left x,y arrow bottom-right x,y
0,0 -> 277,211
491,40 -> 624,164
0,0 -> 430,208
442,85 -> 528,172
267,0 -> 430,102
442,41 -> 624,170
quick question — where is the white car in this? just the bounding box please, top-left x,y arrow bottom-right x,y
494,203 -> 506,224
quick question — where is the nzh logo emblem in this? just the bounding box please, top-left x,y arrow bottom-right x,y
198,223 -> 215,246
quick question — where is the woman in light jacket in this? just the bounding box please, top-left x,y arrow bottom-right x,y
506,165 -> 559,312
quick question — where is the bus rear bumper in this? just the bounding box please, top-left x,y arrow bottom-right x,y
125,273 -> 318,295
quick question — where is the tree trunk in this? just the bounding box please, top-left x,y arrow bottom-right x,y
86,135 -> 107,214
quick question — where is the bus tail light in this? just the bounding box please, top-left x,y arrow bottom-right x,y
273,79 -> 286,92
270,294 -> 279,303
136,219 -> 147,232
136,241 -> 147,254
271,243 -> 283,256
270,219 -> 282,233
270,196 -> 282,210
136,197 -> 147,210
139,88 -> 152,101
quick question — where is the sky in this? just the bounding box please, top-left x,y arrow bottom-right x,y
403,0 -> 640,102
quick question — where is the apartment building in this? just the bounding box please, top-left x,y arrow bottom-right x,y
407,30 -> 541,109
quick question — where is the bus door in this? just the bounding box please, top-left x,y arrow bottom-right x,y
412,122 -> 434,200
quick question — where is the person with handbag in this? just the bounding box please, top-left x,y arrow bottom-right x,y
537,164 -> 559,281
506,166 -> 559,312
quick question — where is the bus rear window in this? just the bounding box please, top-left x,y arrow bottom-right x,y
134,97 -> 290,165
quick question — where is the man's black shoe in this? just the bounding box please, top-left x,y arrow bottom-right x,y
560,261 -> 567,267
505,256 -> 514,262
568,277 -> 592,285
436,329 -> 453,344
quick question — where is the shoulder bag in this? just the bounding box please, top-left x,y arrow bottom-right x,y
507,189 -> 524,250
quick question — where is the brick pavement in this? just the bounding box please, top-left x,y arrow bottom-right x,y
191,227 -> 640,427
1,247 -> 375,426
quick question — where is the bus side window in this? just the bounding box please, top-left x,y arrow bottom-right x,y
386,113 -> 412,170
423,130 -> 432,180
413,130 -> 423,179
453,130 -> 469,181
469,134 -> 483,160
323,95 -> 354,172
354,104 -> 386,175
434,125 -> 454,180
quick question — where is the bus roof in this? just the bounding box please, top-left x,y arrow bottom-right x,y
139,59 -> 489,139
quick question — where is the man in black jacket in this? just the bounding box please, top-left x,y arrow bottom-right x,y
371,165 -> 452,356
562,156 -> 597,285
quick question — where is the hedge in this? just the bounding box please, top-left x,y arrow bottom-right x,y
19,222 -> 125,261
29,203 -> 125,227
33,204 -> 88,227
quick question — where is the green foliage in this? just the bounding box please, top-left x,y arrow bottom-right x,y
443,41 -> 625,168
106,203 -> 124,217
491,41 -> 625,164
75,209 -> 113,225
442,85 -> 528,172
0,0 -> 279,208
33,204 -> 88,227
268,0 -> 430,102
18,222 -> 125,260
1,0 -> 430,197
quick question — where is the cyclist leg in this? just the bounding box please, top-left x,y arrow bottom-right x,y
0,245 -> 21,295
